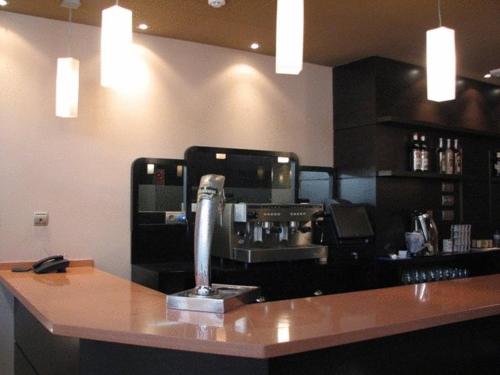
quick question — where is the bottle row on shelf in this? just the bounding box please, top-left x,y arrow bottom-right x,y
409,133 -> 463,175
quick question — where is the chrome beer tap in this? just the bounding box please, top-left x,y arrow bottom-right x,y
167,175 -> 260,313
194,174 -> 225,296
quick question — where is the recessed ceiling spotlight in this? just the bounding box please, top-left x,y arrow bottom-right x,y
137,23 -> 149,31
484,73 -> 492,79
250,42 -> 260,50
0,0 -> 9,7
208,0 -> 225,8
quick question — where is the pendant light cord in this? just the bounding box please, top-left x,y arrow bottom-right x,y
67,8 -> 72,56
438,0 -> 442,27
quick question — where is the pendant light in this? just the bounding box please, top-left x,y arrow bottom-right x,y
426,0 -> 456,102
101,1 -> 133,88
56,2 -> 80,118
275,0 -> 304,75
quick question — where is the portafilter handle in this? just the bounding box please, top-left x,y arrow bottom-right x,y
194,174 -> 225,296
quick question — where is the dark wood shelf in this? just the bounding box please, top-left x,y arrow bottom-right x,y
378,248 -> 500,264
377,116 -> 500,138
376,170 -> 490,182
377,170 -> 462,180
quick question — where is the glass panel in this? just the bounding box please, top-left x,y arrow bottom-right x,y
299,170 -> 333,204
137,162 -> 184,212
187,149 -> 296,204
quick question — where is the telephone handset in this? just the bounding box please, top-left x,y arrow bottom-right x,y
11,255 -> 70,274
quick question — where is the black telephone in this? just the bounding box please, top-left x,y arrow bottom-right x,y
11,255 -> 70,274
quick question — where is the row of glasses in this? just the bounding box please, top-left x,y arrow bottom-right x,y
401,267 -> 469,285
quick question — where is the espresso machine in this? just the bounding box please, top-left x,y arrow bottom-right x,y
212,203 -> 328,263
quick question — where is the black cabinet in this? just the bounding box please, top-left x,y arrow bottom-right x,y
133,258 -> 377,302
14,301 -> 79,375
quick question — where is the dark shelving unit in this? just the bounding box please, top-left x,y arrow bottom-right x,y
334,56 -> 500,255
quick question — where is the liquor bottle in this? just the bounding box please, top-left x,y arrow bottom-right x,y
453,139 -> 463,175
445,139 -> 454,175
494,152 -> 500,177
420,135 -> 430,172
409,133 -> 421,172
437,138 -> 446,174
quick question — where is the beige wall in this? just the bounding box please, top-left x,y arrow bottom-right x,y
0,11 -> 332,374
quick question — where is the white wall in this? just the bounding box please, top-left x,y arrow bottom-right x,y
0,12 -> 333,374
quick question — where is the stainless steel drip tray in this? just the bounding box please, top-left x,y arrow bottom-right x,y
167,284 -> 260,314
232,245 -> 328,263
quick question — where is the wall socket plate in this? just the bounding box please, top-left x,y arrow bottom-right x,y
34,212 -> 49,226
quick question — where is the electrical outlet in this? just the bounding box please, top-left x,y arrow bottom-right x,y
34,212 -> 49,226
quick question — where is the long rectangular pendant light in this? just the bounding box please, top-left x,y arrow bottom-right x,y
101,4 -> 132,88
275,0 -> 304,75
426,26 -> 456,102
426,0 -> 456,102
56,57 -> 80,118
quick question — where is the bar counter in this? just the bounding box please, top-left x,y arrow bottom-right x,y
1,264 -> 500,374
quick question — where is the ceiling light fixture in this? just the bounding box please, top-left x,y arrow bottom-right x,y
137,23 -> 149,31
250,42 -> 260,50
275,0 -> 304,75
56,1 -> 80,118
0,0 -> 8,7
101,1 -> 133,88
208,0 -> 225,8
426,0 -> 456,102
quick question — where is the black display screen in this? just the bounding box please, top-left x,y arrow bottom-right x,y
331,205 -> 374,239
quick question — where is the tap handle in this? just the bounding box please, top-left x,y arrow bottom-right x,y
194,174 -> 225,296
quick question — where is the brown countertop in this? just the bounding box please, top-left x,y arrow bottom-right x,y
1,265 -> 500,359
